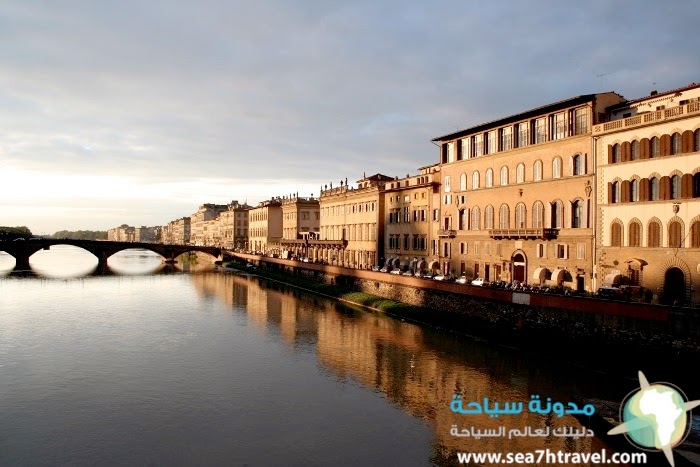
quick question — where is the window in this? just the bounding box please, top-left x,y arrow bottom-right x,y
611,222 -> 622,246
691,221 -> 700,248
611,181 -> 621,203
447,142 -> 455,163
695,173 -> 700,197
433,209 -> 439,221
485,168 -> 493,187
536,243 -> 546,258
552,157 -> 562,178
484,205 -> 494,229
472,171 -> 480,189
651,137 -> 660,158
518,122 -> 529,147
631,140 -> 640,160
515,203 -> 526,228
444,176 -> 451,192
459,209 -> 468,230
630,179 -> 639,202
500,166 -> 509,186
555,244 -> 568,259
461,138 -> 471,159
574,108 -> 588,134
577,243 -> 585,260
486,131 -> 497,154
629,221 -> 642,247
695,129 -> 700,152
474,242 -> 480,255
671,175 -> 681,199
500,127 -> 512,151
612,144 -> 621,163
460,242 -> 466,254
669,220 -> 683,248
647,221 -> 661,247
650,177 -> 660,200
671,133 -> 681,155
470,206 -> 480,230
484,243 -> 491,255
572,154 -> 583,175
535,117 -> 547,143
460,173 -> 467,191
553,112 -> 566,140
571,200 -> 583,228
499,204 -> 510,229
516,163 -> 525,183
532,201 -> 544,229
551,200 -> 563,228
533,160 -> 543,181
474,134 -> 483,157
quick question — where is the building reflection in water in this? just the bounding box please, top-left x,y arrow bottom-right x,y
189,272 -> 621,464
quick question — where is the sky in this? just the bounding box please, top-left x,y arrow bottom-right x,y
1,1 -> 699,234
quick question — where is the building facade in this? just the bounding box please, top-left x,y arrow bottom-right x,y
432,93 -> 625,290
280,196 -> 320,259
189,204 -> 228,246
595,82 -> 700,305
218,201 -> 252,250
318,174 -> 390,268
382,165 -> 441,272
248,199 -> 283,255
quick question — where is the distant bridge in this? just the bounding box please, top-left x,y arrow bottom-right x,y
0,239 -> 222,271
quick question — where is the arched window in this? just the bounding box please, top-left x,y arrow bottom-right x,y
611,181 -> 621,203
612,144 -> 621,163
552,157 -> 562,178
671,133 -> 682,155
533,160 -> 543,181
470,206 -> 480,231
651,136 -> 660,158
459,209 -> 468,230
611,222 -> 622,247
500,166 -> 509,186
630,179 -> 639,202
695,129 -> 700,152
499,204 -> 510,229
695,173 -> 700,197
484,205 -> 494,229
631,140 -> 640,160
485,168 -> 493,187
669,220 -> 683,248
460,173 -> 467,191
671,175 -> 681,199
550,200 -> 563,228
629,221 -> 642,247
572,154 -> 583,175
691,221 -> 700,248
648,220 -> 661,247
532,201 -> 544,229
515,203 -> 526,228
516,163 -> 525,183
650,177 -> 660,200
571,200 -> 583,228
472,171 -> 480,189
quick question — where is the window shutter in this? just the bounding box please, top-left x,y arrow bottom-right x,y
640,178 -> 650,201
608,182 -> 613,204
682,173 -> 693,199
640,138 -> 650,159
660,176 -> 671,200
682,130 -> 693,153
607,145 -> 613,164
661,134 -> 671,156
621,180 -> 631,202
456,139 -> 463,160
622,142 -> 631,162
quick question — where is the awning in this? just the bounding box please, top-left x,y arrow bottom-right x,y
532,267 -> 548,283
385,257 -> 394,267
551,269 -> 565,284
603,273 -> 622,286
399,260 -> 409,269
625,258 -> 648,268
428,260 -> 440,271
391,258 -> 401,268
417,259 -> 427,270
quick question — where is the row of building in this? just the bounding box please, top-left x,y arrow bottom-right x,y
111,82 -> 700,306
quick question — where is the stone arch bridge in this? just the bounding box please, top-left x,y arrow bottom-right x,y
0,239 -> 222,271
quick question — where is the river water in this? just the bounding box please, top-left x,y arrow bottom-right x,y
0,245 -> 686,466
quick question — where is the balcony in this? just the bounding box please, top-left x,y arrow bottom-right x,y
488,228 -> 558,239
593,102 -> 700,135
438,229 -> 457,238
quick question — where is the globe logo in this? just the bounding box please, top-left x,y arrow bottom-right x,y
609,371 -> 700,467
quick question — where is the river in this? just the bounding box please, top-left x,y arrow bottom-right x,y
0,245 -> 691,466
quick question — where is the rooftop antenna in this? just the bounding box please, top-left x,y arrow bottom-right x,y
597,72 -> 613,91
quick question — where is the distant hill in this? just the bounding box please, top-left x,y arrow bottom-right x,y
0,226 -> 33,240
52,230 -> 108,240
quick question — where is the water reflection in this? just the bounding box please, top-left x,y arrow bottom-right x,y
190,272 -> 634,465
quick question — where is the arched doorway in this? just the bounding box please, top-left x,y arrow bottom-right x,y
663,267 -> 686,305
512,252 -> 526,283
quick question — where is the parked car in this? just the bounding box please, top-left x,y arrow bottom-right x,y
455,275 -> 469,284
433,274 -> 454,282
471,277 -> 486,286
379,267 -> 389,273
371,265 -> 382,272
402,270 -> 414,276
389,268 -> 402,275
597,286 -> 623,299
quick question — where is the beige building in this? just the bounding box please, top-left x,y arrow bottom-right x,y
432,92 -> 625,290
382,165 -> 441,272
595,82 -> 700,306
107,224 -> 135,242
248,199 -> 283,255
218,201 -> 252,250
317,174 -> 390,268
280,195 -> 320,259
134,226 -> 158,243
168,217 -> 191,245
189,204 -> 228,246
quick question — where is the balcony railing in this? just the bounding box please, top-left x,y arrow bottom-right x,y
593,102 -> 700,135
437,229 -> 457,238
488,228 -> 558,239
